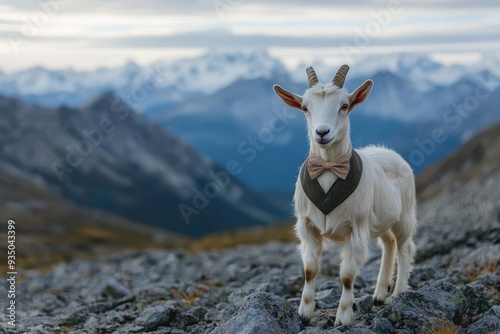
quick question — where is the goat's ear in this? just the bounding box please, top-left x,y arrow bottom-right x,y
348,80 -> 373,112
273,85 -> 303,110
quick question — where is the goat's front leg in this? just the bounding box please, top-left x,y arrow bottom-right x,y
335,227 -> 368,326
296,217 -> 323,324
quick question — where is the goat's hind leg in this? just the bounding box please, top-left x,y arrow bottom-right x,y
373,230 -> 396,305
393,238 -> 415,298
297,218 -> 323,324
391,214 -> 416,299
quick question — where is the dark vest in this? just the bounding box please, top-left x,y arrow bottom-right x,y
300,150 -> 363,215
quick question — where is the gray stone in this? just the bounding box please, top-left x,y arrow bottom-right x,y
31,292 -> 66,315
134,305 -> 176,331
420,279 -> 467,321
189,306 -> 208,321
476,273 -> 500,288
227,282 -> 289,304
170,312 -> 199,329
315,288 -> 342,309
355,295 -> 373,314
462,281 -> 491,320
99,277 -> 133,299
344,328 -> 376,334
297,328 -> 332,334
466,305 -> 500,334
211,292 -> 302,334
134,285 -> 171,304
409,267 -> 447,289
372,317 -> 395,333
377,280 -> 467,332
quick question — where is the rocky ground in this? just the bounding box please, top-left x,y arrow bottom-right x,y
0,221 -> 499,334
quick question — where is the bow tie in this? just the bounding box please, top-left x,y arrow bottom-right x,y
306,148 -> 352,180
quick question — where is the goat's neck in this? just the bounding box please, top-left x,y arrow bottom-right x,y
310,136 -> 352,162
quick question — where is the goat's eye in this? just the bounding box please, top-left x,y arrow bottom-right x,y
340,104 -> 349,112
301,106 -> 308,112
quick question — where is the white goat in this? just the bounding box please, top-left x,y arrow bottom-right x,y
273,65 -> 417,326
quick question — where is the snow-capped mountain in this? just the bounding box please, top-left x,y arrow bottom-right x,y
0,50 -> 289,113
345,53 -> 468,90
2,51 -> 499,120
152,50 -> 288,95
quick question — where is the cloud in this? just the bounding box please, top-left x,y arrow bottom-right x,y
0,0 -> 499,70
87,29 -> 499,50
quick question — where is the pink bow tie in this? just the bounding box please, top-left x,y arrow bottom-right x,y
306,148 -> 352,180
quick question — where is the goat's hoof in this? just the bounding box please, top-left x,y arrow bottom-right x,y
373,298 -> 385,306
298,299 -> 315,325
335,306 -> 354,326
300,317 -> 311,326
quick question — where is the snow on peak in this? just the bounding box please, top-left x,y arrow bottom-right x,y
293,53 -> 476,91
0,50 -> 289,108
152,49 -> 288,95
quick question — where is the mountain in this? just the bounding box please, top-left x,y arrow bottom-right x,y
0,50 -> 288,113
416,123 -> 500,239
3,51 -> 499,121
0,94 -> 287,237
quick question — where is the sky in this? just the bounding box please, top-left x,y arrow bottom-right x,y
0,0 -> 499,71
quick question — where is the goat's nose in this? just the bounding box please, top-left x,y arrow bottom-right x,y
316,128 -> 330,138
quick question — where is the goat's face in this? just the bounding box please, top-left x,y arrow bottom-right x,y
302,84 -> 350,149
274,65 -> 373,150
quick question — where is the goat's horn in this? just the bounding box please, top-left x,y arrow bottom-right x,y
332,64 -> 349,88
306,66 -> 319,88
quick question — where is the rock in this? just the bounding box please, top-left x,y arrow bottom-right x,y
170,311 -> 199,329
99,277 -> 133,300
419,279 -> 467,322
308,309 -> 336,329
409,267 -> 446,289
344,328 -> 376,334
466,305 -> 500,334
134,305 -> 176,331
462,281 -> 491,320
134,285 -> 171,304
476,273 -> 500,288
371,317 -> 395,333
31,292 -> 66,315
25,325 -> 55,334
189,306 -> 208,321
315,288 -> 342,309
227,282 -> 289,304
377,280 -> 467,332
355,295 -> 373,314
211,292 -> 302,334
297,329 -> 331,334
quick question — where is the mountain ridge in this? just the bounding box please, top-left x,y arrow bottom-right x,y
0,93 -> 288,237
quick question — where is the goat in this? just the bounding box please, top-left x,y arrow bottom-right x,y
273,65 -> 417,326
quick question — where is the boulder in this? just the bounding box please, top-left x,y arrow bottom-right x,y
211,292 -> 302,334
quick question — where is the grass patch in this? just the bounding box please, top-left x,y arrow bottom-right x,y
430,322 -> 459,334
171,287 -> 206,306
188,222 -> 296,252
465,256 -> 497,283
